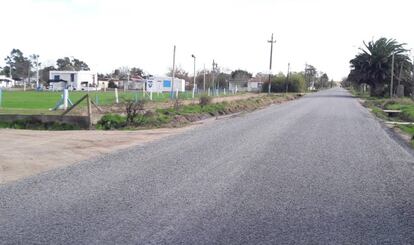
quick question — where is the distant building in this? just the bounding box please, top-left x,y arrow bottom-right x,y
146,76 -> 186,93
247,77 -> 264,92
0,75 -> 15,88
49,70 -> 98,91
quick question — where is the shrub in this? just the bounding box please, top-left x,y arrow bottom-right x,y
97,114 -> 126,130
124,99 -> 146,125
199,94 -> 212,106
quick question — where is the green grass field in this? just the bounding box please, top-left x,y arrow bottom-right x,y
0,89 -> 249,115
0,90 -> 198,111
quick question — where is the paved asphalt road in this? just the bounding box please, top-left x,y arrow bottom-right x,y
1,88 -> 414,244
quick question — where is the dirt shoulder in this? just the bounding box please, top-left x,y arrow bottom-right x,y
0,93 -> 300,185
0,124 -> 205,184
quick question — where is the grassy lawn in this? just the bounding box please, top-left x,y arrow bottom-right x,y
0,90 -> 203,110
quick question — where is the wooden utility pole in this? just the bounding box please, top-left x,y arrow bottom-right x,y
285,62 -> 290,94
171,45 -> 176,99
390,53 -> 395,98
203,64 -> 206,92
267,33 -> 276,94
86,94 -> 92,129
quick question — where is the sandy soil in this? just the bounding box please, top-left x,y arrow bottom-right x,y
0,123 -> 206,184
0,93 -> 287,185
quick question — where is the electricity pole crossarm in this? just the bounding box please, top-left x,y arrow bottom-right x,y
267,33 -> 277,94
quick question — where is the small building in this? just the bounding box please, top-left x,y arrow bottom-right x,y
146,76 -> 185,93
49,70 -> 98,91
229,79 -> 248,92
247,81 -> 263,92
0,75 -> 15,88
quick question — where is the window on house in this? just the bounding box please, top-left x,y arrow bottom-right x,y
54,75 -> 60,81
70,74 -> 75,82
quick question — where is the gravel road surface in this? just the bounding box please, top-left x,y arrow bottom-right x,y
1,88 -> 414,244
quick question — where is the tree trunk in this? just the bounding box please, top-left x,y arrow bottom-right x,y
370,83 -> 385,97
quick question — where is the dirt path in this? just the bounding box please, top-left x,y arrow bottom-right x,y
0,123 -> 207,184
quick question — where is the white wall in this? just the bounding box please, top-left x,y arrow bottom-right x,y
147,77 -> 185,92
49,71 -> 97,90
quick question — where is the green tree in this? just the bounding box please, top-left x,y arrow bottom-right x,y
348,37 -> 412,97
56,57 -> 90,71
40,66 -> 56,83
263,72 -> 306,93
4,49 -> 32,80
130,67 -> 144,77
230,69 -> 252,80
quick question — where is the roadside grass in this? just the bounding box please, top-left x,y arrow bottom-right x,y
97,94 -> 298,130
0,118 -> 80,130
350,87 -> 414,146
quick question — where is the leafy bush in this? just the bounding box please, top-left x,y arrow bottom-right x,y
199,94 -> 212,106
97,114 -> 126,130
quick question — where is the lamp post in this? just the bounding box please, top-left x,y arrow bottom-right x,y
191,54 -> 196,99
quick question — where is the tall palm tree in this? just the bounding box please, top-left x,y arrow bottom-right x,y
348,38 -> 411,96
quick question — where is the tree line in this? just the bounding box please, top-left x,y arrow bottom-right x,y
0,48 -> 332,93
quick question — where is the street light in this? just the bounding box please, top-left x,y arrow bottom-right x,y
191,54 -> 196,99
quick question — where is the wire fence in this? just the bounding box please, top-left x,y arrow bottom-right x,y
0,88 -> 241,113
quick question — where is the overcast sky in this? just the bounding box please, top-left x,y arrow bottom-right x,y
1,0 -> 414,80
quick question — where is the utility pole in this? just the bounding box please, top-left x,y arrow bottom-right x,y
191,54 -> 196,99
390,53 -> 395,98
203,64 -> 206,92
171,45 -> 176,99
36,56 -> 39,89
412,57 -> 414,99
285,62 -> 290,94
267,33 -> 276,94
212,60 -> 216,94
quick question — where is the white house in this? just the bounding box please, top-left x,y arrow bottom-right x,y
49,70 -> 98,91
146,76 -> 185,93
0,75 -> 15,88
247,81 -> 263,92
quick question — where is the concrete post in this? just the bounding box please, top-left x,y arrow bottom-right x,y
115,88 -> 119,104
63,89 -> 69,110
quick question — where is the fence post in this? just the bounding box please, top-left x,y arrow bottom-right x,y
63,89 -> 69,110
87,94 -> 92,129
115,88 -> 119,104
150,91 -> 153,101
